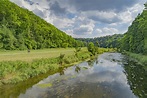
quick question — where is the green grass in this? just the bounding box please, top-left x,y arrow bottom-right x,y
0,48 -> 76,62
0,47 -> 114,85
0,48 -> 89,85
125,52 -> 147,70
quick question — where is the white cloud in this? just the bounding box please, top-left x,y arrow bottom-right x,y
82,11 -> 121,24
52,18 -> 74,29
96,29 -> 102,34
10,0 -> 146,38
119,3 -> 144,24
74,25 -> 94,35
93,27 -> 119,37
103,27 -> 118,34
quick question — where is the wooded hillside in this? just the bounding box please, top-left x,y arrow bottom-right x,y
0,0 -> 82,50
120,5 -> 147,54
76,34 -> 123,48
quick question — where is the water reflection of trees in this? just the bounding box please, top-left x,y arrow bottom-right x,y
58,66 -> 65,75
87,59 -> 95,67
124,58 -> 147,98
0,71 -> 57,98
75,66 -> 81,73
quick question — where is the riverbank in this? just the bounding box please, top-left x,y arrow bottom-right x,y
1,52 -> 141,98
125,52 -> 147,70
0,48 -> 114,85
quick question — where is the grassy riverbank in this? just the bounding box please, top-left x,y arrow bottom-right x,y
0,48 -> 114,85
0,48 -> 76,62
125,52 -> 147,70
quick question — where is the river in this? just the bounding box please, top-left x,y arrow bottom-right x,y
0,53 -> 146,98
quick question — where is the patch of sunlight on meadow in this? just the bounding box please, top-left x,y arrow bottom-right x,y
0,48 -> 79,61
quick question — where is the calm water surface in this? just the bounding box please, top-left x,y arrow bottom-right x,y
19,53 -> 137,98
1,53 -> 146,98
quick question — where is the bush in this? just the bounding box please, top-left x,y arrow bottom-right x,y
87,42 -> 97,55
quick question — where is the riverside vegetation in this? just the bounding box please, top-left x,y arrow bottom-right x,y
120,4 -> 147,70
0,47 -> 114,85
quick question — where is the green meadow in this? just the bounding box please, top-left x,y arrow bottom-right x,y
0,47 -> 115,85
0,48 -> 76,62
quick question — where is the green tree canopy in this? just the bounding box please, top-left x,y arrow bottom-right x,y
120,7 -> 147,54
0,0 -> 83,50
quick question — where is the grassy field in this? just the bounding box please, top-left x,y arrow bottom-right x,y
0,47 -> 114,85
0,48 -> 77,62
0,47 -> 91,85
0,47 -> 113,62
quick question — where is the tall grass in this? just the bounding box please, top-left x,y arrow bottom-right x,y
0,48 -> 75,61
0,58 -> 59,84
125,52 -> 147,70
0,47 -> 114,85
0,49 -> 90,85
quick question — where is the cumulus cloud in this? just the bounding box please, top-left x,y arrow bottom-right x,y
49,1 -> 67,16
67,0 -> 139,12
10,0 -> 146,38
82,11 -> 121,24
52,18 -> 74,29
33,8 -> 45,18
74,25 -> 94,35
93,27 -> 119,37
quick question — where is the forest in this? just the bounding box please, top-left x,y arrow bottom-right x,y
76,34 -> 123,49
120,5 -> 147,55
0,0 -> 83,50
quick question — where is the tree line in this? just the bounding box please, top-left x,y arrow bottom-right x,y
76,34 -> 123,49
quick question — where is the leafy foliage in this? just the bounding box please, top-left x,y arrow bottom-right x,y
0,0 -> 82,50
120,7 -> 147,55
87,42 -> 99,55
76,34 -> 123,48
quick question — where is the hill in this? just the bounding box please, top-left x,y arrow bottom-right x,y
0,0 -> 82,50
120,4 -> 147,55
76,34 -> 123,48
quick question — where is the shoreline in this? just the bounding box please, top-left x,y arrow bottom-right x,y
123,52 -> 147,71
0,48 -> 115,85
0,51 -> 91,85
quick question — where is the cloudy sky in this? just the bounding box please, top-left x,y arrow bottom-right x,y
10,0 -> 146,38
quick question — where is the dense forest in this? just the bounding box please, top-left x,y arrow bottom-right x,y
0,0 -> 83,50
120,4 -> 147,55
76,34 -> 123,48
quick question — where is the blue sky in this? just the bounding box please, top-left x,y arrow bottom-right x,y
10,0 -> 146,38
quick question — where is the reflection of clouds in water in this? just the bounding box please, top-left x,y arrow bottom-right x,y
77,53 -> 126,85
19,53 -> 137,98
99,81 -> 137,98
19,86 -> 47,98
79,70 -> 127,85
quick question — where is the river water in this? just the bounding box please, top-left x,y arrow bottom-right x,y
0,53 -> 146,98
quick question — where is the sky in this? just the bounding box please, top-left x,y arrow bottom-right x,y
10,0 -> 146,38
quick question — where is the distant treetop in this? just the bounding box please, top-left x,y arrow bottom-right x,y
144,2 -> 147,10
